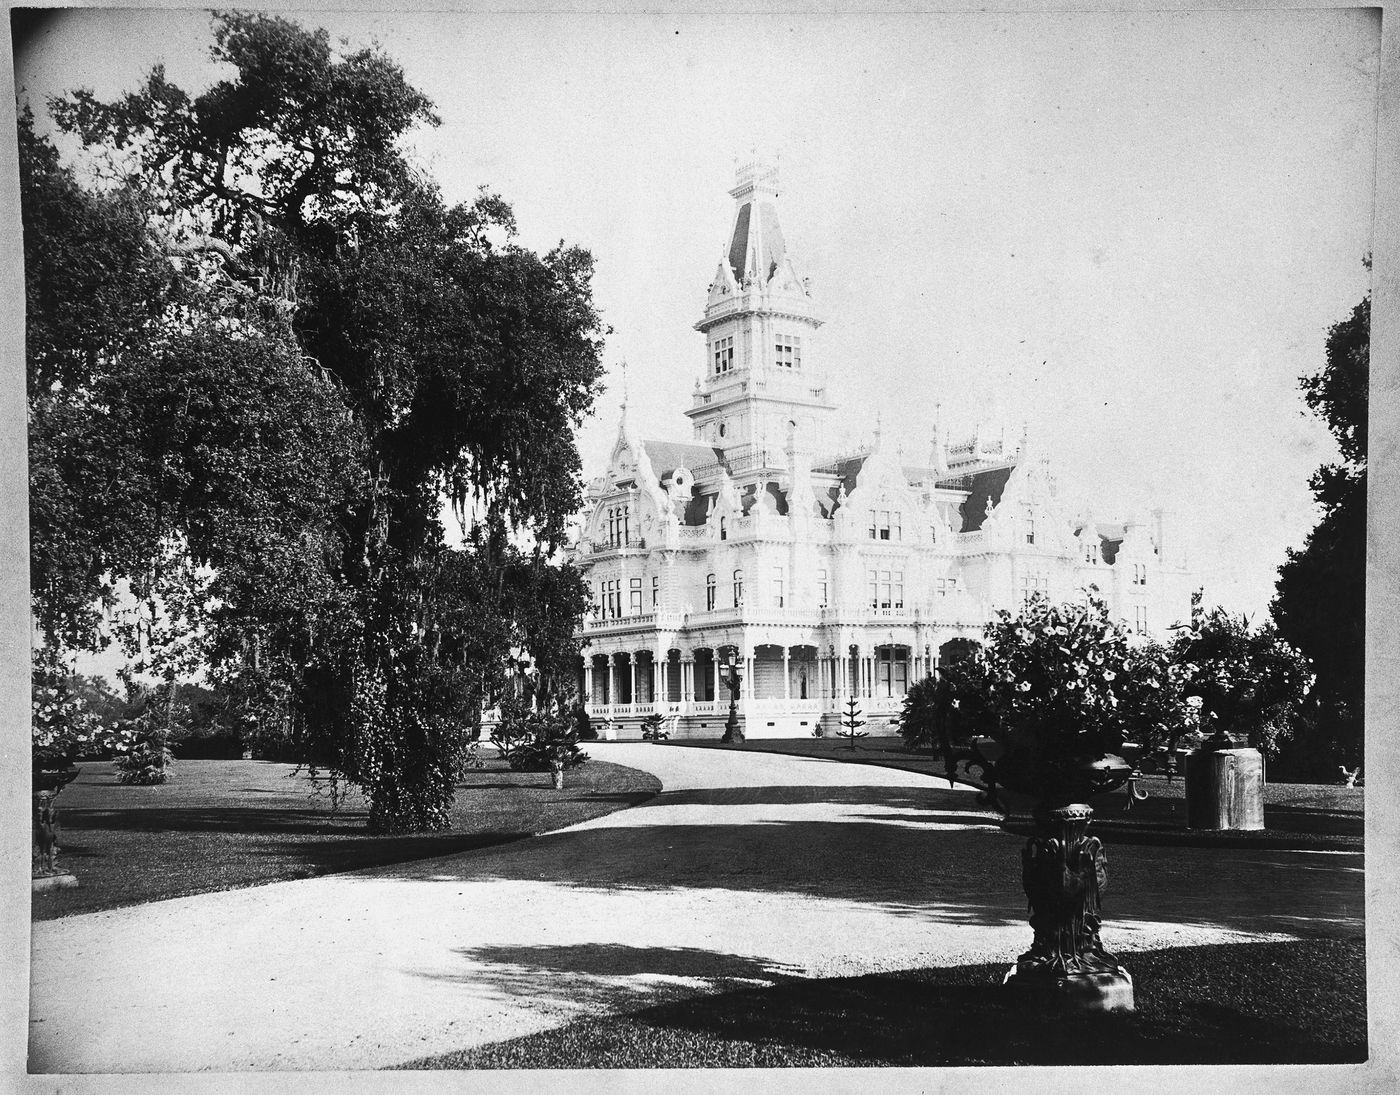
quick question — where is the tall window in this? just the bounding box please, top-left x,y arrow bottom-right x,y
817,569 -> 828,608
733,569 -> 744,606
713,335 -> 735,375
606,505 -> 631,548
868,569 -> 904,609
1133,563 -> 1148,586
1019,573 -> 1048,607
652,575 -> 660,607
1023,505 -> 1036,545
877,648 -> 909,697
602,579 -> 621,618
629,577 -> 642,615
775,333 -> 801,369
719,516 -> 727,541
706,573 -> 716,611
770,566 -> 785,608
1134,605 -> 1148,635
1083,539 -> 1098,564
937,577 -> 959,597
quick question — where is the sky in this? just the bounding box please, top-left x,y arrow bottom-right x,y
13,6 -> 1381,623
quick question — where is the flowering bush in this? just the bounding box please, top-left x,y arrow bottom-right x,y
939,593 -> 1145,799
31,648 -> 118,766
1113,640 -> 1194,755
1169,599 -> 1311,756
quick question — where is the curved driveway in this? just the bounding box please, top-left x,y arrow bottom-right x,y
28,743 -> 1363,1072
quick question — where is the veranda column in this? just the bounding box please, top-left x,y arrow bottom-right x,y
584,661 -> 594,708
629,655 -> 638,706
712,655 -> 721,703
783,647 -> 792,701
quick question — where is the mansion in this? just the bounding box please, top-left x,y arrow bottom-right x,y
568,160 -> 1192,738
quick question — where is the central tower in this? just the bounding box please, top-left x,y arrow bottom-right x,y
687,158 -> 835,473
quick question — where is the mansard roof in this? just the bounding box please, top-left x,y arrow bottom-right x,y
1073,521 -> 1126,564
813,454 -> 867,493
728,199 -> 787,284
641,440 -> 725,480
949,465 -> 1014,533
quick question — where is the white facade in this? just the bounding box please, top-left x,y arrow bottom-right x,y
569,160 -> 1192,739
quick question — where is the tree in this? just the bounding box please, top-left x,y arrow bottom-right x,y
837,697 -> 868,750
38,12 -> 605,831
1271,282 -> 1368,771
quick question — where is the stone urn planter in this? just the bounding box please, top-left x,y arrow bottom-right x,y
970,742 -> 1138,1012
932,593 -> 1157,1014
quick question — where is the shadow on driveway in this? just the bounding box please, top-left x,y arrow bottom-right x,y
336,782 -> 1364,939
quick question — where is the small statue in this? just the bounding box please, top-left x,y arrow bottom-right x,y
33,790 -> 60,876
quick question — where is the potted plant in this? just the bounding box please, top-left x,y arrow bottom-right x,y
937,592 -> 1142,1012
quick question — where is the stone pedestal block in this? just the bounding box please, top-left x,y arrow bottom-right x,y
1185,747 -> 1264,830
1003,966 -> 1136,1013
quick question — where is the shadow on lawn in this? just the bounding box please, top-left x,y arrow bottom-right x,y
402,940 -> 1365,1068
416,942 -> 806,1016
59,806 -> 366,836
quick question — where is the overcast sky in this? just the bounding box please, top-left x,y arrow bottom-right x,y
15,6 -> 1381,622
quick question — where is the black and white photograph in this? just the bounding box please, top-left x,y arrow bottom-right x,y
5,1 -> 1396,1087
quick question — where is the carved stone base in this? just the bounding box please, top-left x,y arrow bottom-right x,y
32,873 -> 79,893
1003,964 -> 1136,1013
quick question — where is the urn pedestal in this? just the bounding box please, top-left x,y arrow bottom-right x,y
1185,746 -> 1264,831
1001,801 -> 1135,1013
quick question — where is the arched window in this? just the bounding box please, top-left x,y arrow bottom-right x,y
706,573 -> 716,611
719,516 -> 727,541
733,569 -> 744,607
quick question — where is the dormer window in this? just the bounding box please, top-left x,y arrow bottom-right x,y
775,334 -> 801,369
868,509 -> 901,540
713,336 -> 735,375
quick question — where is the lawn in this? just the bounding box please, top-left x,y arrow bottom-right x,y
399,938 -> 1366,1068
34,754 -> 660,920
661,735 -> 1363,847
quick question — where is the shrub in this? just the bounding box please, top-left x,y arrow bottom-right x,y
506,710 -> 589,774
113,733 -> 176,784
640,712 -> 669,741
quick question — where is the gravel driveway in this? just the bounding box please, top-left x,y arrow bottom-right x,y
28,743 -> 1364,1072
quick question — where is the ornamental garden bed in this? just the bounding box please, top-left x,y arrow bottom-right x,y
32,756 -> 660,920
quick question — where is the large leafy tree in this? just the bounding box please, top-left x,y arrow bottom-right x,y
32,12 -> 604,830
1271,283 -> 1368,770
